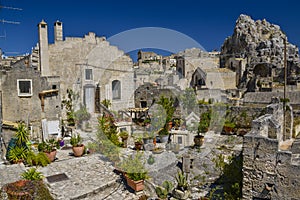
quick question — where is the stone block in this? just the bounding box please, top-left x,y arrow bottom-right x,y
277,151 -> 292,165
291,141 -> 300,154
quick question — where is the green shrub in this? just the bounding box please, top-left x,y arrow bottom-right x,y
21,168 -> 44,181
26,151 -> 50,167
121,152 -> 148,181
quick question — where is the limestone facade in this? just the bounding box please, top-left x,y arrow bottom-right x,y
0,66 -> 61,140
40,21 -> 134,112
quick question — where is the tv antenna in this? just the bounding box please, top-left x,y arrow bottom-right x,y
0,2 -> 22,38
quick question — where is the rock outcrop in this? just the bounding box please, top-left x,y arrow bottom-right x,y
221,14 -> 300,91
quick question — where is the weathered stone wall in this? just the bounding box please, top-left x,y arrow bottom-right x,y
48,32 -> 134,112
244,91 -> 300,105
199,104 -> 266,132
1,67 -> 61,140
242,99 -> 300,200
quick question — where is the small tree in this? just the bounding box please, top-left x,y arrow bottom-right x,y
157,96 -> 176,139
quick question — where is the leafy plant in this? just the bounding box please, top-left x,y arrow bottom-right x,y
198,111 -> 211,134
101,99 -> 111,109
121,152 -> 148,181
15,123 -> 30,146
21,168 -> 44,181
70,134 -> 83,147
8,146 -> 28,163
175,170 -> 188,191
119,131 -> 129,139
156,180 -> 174,198
38,139 -> 60,153
98,114 -> 121,146
157,96 -> 176,136
26,151 -> 50,167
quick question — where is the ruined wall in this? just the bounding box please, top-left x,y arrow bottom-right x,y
242,99 -> 300,200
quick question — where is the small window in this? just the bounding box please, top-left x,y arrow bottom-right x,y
85,69 -> 93,80
52,85 -> 57,89
178,136 -> 183,144
17,79 -> 32,97
112,80 -> 121,100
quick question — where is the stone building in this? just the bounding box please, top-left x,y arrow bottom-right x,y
242,97 -> 300,199
37,20 -> 134,112
0,65 -> 60,141
0,19 -> 135,144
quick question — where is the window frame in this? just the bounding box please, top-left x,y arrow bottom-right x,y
17,79 -> 33,97
85,68 -> 93,80
112,80 -> 121,100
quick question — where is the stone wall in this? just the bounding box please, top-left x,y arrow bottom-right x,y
244,91 -> 300,106
242,99 -> 300,200
1,67 -> 61,141
48,32 -> 134,112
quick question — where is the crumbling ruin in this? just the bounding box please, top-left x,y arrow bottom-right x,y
242,97 -> 300,199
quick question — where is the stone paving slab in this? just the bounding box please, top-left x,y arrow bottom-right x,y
0,149 -> 139,200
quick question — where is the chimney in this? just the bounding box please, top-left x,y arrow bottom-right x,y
38,20 -> 50,76
54,20 -> 63,42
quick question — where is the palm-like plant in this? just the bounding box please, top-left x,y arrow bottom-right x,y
15,123 -> 30,146
8,146 -> 28,163
175,170 -> 188,191
21,168 -> 44,181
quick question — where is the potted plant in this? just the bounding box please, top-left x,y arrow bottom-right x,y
3,168 -> 54,200
4,168 -> 41,199
194,111 -> 210,147
158,128 -> 169,143
173,119 -> 182,130
26,151 -> 50,167
6,123 -> 30,164
70,134 -> 85,157
142,132 -> 154,144
8,146 -> 28,164
172,170 -> 190,200
119,131 -> 129,148
120,152 -> 148,192
223,120 -> 236,135
134,137 -> 144,151
38,139 -> 60,162
155,180 -> 173,200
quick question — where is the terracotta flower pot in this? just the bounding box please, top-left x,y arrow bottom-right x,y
134,142 -> 143,150
125,174 -> 144,191
45,150 -> 57,162
3,180 -> 36,200
72,144 -> 85,157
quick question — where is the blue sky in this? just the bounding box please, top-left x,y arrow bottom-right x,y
0,0 -> 300,60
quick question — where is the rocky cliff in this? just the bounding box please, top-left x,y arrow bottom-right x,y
221,14 -> 300,91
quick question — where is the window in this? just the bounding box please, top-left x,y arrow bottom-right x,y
112,80 -> 121,100
178,136 -> 183,144
85,69 -> 93,80
17,79 -> 32,97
